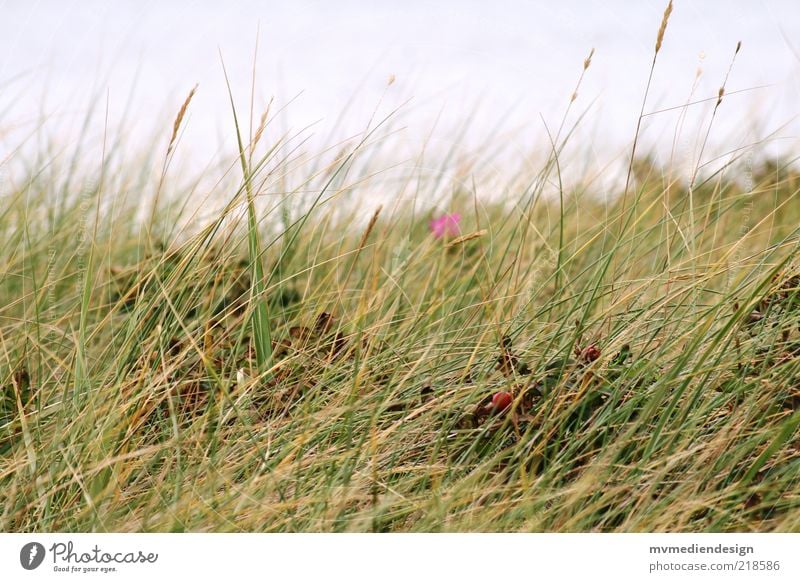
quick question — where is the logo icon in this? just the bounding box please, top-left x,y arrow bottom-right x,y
20,542 -> 46,570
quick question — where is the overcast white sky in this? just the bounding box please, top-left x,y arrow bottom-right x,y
1,0 -> 799,180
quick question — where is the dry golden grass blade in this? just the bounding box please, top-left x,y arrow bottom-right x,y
447,229 -> 487,248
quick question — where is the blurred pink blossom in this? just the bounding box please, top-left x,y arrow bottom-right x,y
429,213 -> 461,238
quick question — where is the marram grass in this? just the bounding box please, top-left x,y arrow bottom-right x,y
5,0 -> 800,533
1,114 -> 798,533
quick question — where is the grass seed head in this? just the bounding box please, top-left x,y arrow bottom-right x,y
167,84 -> 198,155
655,0 -> 673,55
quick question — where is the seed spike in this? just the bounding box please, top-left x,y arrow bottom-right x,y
655,0 -> 673,55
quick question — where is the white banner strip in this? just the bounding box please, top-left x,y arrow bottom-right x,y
1,533 -> 797,581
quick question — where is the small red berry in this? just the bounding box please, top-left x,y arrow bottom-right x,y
580,345 -> 601,363
491,391 -> 513,413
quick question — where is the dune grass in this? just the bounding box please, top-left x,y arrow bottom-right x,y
1,3 -> 799,528
1,105 -> 799,532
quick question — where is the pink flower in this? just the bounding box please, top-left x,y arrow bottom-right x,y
429,213 -> 461,238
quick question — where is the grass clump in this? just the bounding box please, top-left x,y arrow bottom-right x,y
1,4 -> 799,528
1,115 -> 798,532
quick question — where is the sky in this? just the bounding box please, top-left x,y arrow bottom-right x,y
1,0 -> 799,185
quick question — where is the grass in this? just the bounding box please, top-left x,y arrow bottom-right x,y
2,14 -> 800,531
1,120 -> 799,531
